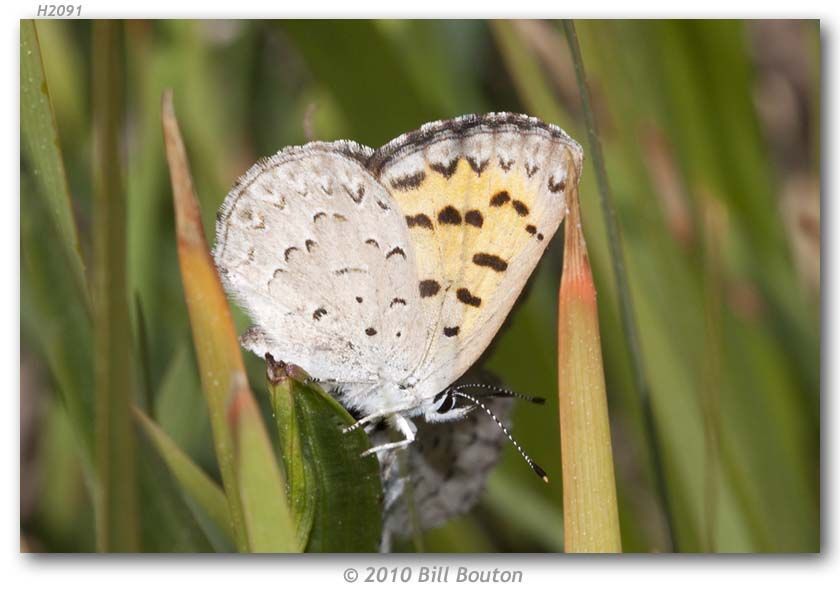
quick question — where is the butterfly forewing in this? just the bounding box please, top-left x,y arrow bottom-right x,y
368,115 -> 583,397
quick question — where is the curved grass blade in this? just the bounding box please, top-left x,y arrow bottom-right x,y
21,19 -> 89,310
229,374 -> 297,552
135,430 -> 216,553
21,173 -> 95,463
161,89 -> 249,551
134,407 -> 235,551
162,90 -> 296,552
267,360 -> 315,551
267,358 -> 383,553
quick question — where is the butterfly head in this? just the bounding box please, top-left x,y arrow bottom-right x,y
432,387 -> 457,414
425,384 -> 549,483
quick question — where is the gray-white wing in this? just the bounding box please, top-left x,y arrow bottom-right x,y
213,142 -> 427,393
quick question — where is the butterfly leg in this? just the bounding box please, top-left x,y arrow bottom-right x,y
360,414 -> 416,457
342,407 -> 396,434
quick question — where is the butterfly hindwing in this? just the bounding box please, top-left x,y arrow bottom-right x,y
214,142 -> 427,400
367,114 -> 583,398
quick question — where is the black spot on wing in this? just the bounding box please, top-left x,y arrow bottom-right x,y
284,246 -> 299,261
490,191 -> 510,207
406,214 -> 434,229
443,326 -> 460,337
430,157 -> 460,179
365,238 -> 380,248
313,211 -> 327,222
438,205 -> 462,225
466,156 -> 489,175
499,157 -> 515,171
456,288 -> 482,307
525,163 -> 540,178
526,224 -> 538,235
465,210 -> 484,228
419,279 -> 441,297
344,183 -> 366,203
548,175 -> 566,193
386,246 -> 406,260
390,297 -> 407,308
312,307 -> 327,321
472,252 -> 508,272
512,200 -> 530,216
390,171 -> 426,191
365,327 -> 377,336
305,239 -> 317,252
334,267 -> 367,275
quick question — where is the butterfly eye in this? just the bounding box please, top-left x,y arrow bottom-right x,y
435,389 -> 455,414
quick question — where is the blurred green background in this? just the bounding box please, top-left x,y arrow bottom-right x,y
20,19 -> 820,552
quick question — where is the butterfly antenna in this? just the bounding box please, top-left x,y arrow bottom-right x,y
454,383 -> 546,404
452,391 -> 549,483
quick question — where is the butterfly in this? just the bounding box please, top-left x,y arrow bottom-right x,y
374,372 -> 518,551
213,113 -> 582,479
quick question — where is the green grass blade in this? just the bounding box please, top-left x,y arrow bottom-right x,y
375,20 -> 487,115
484,471 -> 564,552
280,20 -> 437,145
490,20 -> 568,125
134,295 -> 154,415
268,360 -> 315,551
268,359 -> 383,553
229,375 -> 297,553
135,431 -> 217,552
562,19 -> 678,551
20,19 -> 89,311
134,407 -> 235,551
91,21 -> 139,552
21,173 -> 95,463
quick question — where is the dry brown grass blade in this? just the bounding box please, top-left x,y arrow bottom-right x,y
557,178 -> 622,553
161,89 -> 250,551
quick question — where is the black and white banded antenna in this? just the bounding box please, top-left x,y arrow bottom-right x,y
453,382 -> 546,405
452,390 -> 549,483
